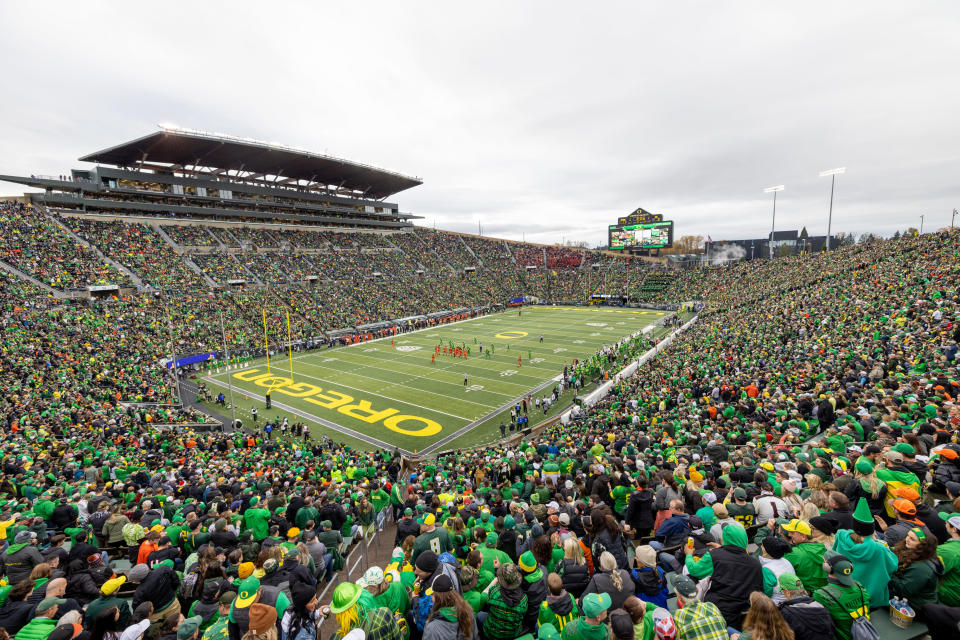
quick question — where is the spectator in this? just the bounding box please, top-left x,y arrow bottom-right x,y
889,527 -> 942,618
479,563 -> 527,640
830,498 -> 898,608
685,523 -> 763,627
775,574 -> 833,640
780,521 -> 827,592
811,555 -> 870,640
735,592 -> 795,640
561,592 -> 611,640
671,575 -> 729,640
422,574 -> 479,640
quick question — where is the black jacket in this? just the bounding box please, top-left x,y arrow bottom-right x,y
0,600 -> 33,635
519,570 -> 548,635
703,545 -> 764,628
581,570 -> 634,612
560,558 -> 589,598
133,565 -> 180,611
624,489 -> 656,534
51,504 -> 78,530
396,517 -> 421,546
778,596 -> 834,640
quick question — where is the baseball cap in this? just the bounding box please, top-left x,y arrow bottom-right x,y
359,566 -> 385,587
894,486 -> 920,502
101,576 -> 127,595
733,487 -> 747,500
235,577 -> 260,608
893,498 -> 917,516
826,554 -> 855,586
35,597 -> 66,614
423,514 -> 436,526
939,512 -> 960,531
781,519 -> 812,537
177,616 -> 204,640
428,574 -> 454,595
778,572 -> 802,591
582,592 -> 612,618
651,607 -> 676,640
672,574 -> 698,598
610,609 -> 636,639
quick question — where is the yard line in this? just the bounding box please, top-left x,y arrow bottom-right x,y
314,348 -> 554,387
201,375 -> 407,453
240,364 -> 480,421
290,360 -> 517,415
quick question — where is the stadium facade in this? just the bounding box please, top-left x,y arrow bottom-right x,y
0,126 -> 422,230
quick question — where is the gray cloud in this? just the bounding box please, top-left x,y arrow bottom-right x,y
1,1 -> 958,247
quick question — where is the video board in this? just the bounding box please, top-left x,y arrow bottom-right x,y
608,220 -> 674,250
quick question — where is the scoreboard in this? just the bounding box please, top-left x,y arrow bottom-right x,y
608,207 -> 674,250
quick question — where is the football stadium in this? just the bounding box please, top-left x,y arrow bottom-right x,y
1,5 -> 959,640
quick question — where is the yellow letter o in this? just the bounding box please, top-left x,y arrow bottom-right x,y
383,415 -> 442,437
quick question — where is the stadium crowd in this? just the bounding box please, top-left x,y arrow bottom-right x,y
2,198 -> 960,640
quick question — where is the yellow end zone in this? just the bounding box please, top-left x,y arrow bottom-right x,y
231,368 -> 443,437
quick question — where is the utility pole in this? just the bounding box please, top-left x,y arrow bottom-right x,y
920,214 -> 925,235
952,208 -> 957,229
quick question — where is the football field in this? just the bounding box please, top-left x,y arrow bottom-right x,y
201,306 -> 668,453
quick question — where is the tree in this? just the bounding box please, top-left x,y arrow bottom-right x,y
777,244 -> 793,257
835,232 -> 856,247
906,227 -> 919,237
799,226 -> 809,240
892,230 -> 901,240
858,232 -> 878,245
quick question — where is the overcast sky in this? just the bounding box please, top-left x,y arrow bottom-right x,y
1,2 -> 958,246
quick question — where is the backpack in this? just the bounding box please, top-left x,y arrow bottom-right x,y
819,586 -> 879,640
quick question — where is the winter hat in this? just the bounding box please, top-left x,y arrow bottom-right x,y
635,545 -> 657,568
248,604 -> 277,635
761,536 -> 791,560
809,516 -> 837,536
852,498 -> 875,536
415,551 -> 438,574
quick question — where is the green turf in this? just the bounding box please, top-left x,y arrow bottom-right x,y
200,306 -> 667,453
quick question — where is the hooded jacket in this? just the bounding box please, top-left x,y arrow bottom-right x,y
624,489 -> 655,533
538,591 -> 577,632
783,541 -> 827,592
631,565 -> 669,609
423,607 -> 478,640
831,528 -> 898,608
519,566 -> 548,634
482,584 -> 527,640
1,542 -> 44,584
685,524 -> 763,627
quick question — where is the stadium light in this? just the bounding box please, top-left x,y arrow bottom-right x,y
819,167 -> 845,250
763,185 -> 785,259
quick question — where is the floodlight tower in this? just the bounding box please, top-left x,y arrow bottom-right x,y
819,167 -> 846,251
763,185 -> 785,259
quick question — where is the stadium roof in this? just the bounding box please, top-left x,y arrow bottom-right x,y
78,126 -> 422,199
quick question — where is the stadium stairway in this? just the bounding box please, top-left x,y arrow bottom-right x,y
49,213 -> 145,288
458,234 -> 481,267
0,260 -> 65,298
